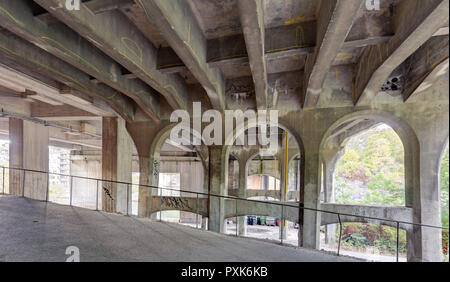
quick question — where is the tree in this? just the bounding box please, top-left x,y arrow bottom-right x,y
334,125 -> 405,206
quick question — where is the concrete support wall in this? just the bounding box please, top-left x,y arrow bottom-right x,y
102,117 -> 132,214
9,118 -> 49,200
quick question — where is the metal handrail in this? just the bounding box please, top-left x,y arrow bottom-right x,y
0,165 -> 448,261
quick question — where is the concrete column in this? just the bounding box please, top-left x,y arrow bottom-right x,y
208,145 -> 228,233
126,121 -> 167,218
411,138 -> 445,261
101,117 -> 132,214
300,145 -> 321,249
279,132 -> 288,240
237,156 -> 248,236
9,118 -> 49,200
322,150 -> 342,244
201,217 -> 208,230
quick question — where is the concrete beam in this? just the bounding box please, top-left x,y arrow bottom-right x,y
34,0 -> 190,112
0,32 -> 135,121
30,102 -> 99,121
402,35 -> 449,101
163,20 -> 387,72
136,0 -> 226,111
0,0 -> 160,120
354,0 -> 449,105
302,0 -> 363,108
84,0 -> 134,14
0,64 -> 114,117
237,0 -> 268,109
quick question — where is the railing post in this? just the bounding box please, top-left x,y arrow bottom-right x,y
196,193 -> 199,229
337,214 -> 342,256
96,180 -> 99,211
22,170 -> 26,197
69,176 -> 73,206
396,221 -> 400,262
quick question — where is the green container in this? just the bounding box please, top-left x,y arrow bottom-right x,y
260,217 -> 266,225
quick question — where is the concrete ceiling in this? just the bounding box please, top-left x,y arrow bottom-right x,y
0,0 -> 447,122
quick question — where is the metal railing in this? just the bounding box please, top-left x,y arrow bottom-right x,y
0,165 -> 448,262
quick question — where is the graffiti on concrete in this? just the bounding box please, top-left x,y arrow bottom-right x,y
161,196 -> 190,211
153,160 -> 159,177
103,186 -> 114,201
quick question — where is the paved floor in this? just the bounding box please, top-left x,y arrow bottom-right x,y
0,195 -> 359,262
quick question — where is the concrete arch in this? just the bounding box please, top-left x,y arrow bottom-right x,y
319,109 -> 420,209
319,109 -> 422,260
224,117 -> 305,162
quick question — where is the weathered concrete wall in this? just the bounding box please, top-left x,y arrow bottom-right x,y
320,203 -> 414,231
224,199 -> 298,224
70,156 -> 101,209
159,160 -> 204,194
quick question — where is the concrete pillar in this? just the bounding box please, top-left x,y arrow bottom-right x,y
101,117 -> 132,214
237,156 -> 248,236
126,121 -> 167,218
410,138 -> 445,261
9,118 -> 49,200
299,145 -> 321,249
208,145 -> 228,233
279,132 -> 288,240
322,150 -> 342,244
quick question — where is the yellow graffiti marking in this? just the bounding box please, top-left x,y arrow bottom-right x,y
121,37 -> 143,65
335,52 -> 352,61
183,23 -> 202,66
0,6 -> 20,24
106,90 -> 118,100
117,49 -> 152,80
0,44 -> 87,91
284,16 -> 305,25
431,55 -> 449,68
41,36 -> 101,74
